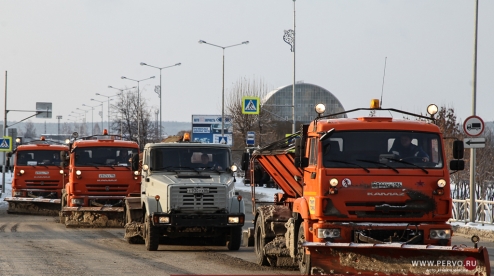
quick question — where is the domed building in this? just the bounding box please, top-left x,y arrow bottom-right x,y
263,82 -> 346,124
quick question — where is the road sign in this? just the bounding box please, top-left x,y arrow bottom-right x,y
217,136 -> 228,144
463,115 -> 484,137
242,97 -> 260,115
246,131 -> 255,146
0,137 -> 12,152
464,137 -> 486,148
36,102 -> 52,118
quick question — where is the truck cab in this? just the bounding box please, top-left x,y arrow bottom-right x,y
4,137 -> 68,216
124,136 -> 245,251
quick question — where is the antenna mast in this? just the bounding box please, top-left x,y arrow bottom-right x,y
380,57 -> 387,107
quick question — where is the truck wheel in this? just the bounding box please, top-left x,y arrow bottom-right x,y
144,215 -> 159,251
254,216 -> 269,266
227,226 -> 242,251
297,223 -> 311,274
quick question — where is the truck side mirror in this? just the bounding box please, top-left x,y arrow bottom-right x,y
131,153 -> 140,171
450,160 -> 465,171
6,152 -> 12,158
241,152 -> 250,171
452,140 -> 464,159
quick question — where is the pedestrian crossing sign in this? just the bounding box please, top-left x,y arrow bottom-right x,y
0,136 -> 12,152
242,97 -> 260,115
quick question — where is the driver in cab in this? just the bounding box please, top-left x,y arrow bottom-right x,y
390,134 -> 429,162
198,153 -> 222,170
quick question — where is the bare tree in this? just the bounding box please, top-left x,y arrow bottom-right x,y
110,88 -> 158,147
225,77 -> 277,150
20,121 -> 37,139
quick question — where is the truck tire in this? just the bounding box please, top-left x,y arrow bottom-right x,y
297,223 -> 311,274
144,215 -> 159,251
254,216 -> 269,266
227,226 -> 242,251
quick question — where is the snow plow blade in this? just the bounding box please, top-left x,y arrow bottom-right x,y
60,206 -> 125,228
305,242 -> 490,275
5,197 -> 61,216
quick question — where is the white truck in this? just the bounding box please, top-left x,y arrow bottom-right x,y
124,139 -> 245,251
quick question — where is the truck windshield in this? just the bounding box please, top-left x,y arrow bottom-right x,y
74,147 -> 138,166
16,150 -> 64,166
321,131 -> 443,169
150,147 -> 230,171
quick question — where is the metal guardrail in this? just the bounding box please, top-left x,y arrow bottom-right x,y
450,199 -> 494,225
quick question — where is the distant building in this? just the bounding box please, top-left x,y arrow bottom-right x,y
263,82 -> 346,124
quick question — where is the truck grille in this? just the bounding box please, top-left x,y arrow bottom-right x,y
25,180 -> 60,187
86,184 -> 129,193
170,186 -> 227,213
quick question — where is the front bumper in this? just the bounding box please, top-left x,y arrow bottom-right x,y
151,212 -> 245,227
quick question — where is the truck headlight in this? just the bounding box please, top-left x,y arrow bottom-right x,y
437,179 -> 446,188
228,216 -> 240,224
14,191 -> 23,196
76,170 -> 82,176
19,169 -> 25,175
158,216 -> 169,224
71,198 -> 84,205
60,170 -> 64,175
134,170 -> 139,176
317,228 -> 341,238
430,229 -> 451,239
329,178 -> 338,187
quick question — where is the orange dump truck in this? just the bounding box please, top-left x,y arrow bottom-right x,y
246,100 -> 490,275
4,137 -> 68,216
59,131 -> 140,227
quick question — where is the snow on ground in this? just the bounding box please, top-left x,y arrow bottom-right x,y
0,172 -> 13,210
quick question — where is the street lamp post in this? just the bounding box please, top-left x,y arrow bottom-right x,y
102,86 -> 135,137
121,76 -> 155,146
140,62 -> 181,139
198,40 -> 249,142
91,98 -> 105,131
72,110 -> 87,135
81,105 -> 99,135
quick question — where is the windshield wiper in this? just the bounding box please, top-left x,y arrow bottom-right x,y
325,159 -> 370,173
356,159 -> 399,174
385,158 -> 428,174
163,166 -> 198,172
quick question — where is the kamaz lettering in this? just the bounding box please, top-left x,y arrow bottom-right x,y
99,174 -> 116,178
367,192 -> 405,196
35,171 -> 50,175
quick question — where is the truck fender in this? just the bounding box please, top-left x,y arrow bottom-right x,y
293,197 -> 310,219
142,195 -> 161,217
229,196 -> 245,214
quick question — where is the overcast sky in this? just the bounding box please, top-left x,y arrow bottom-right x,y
1,0 -> 493,128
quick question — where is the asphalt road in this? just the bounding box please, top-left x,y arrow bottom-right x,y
0,189 -> 492,275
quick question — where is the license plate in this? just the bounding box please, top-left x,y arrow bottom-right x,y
371,182 -> 402,189
187,188 -> 209,194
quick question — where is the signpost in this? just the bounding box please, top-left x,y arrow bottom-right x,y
464,137 -> 485,149
463,115 -> 484,137
0,137 -> 11,152
246,131 -> 255,146
191,115 -> 232,145
242,97 -> 260,115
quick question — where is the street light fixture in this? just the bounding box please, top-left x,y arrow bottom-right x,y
140,62 -> 181,139
121,76 -> 155,146
198,39 -> 249,142
91,99 -> 105,131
